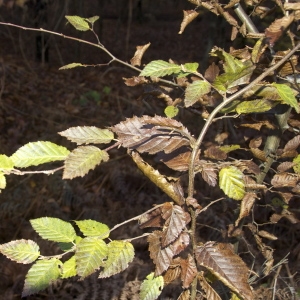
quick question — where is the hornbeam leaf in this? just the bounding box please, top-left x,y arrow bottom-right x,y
30,217 -> 76,243
219,166 -> 245,200
61,256 -> 77,279
22,258 -> 62,297
76,237 -> 108,278
164,106 -> 179,118
140,272 -> 164,300
140,60 -> 181,77
75,220 -> 110,238
59,63 -> 84,70
293,154 -> 300,174
98,240 -> 134,278
195,242 -> 253,300
65,15 -> 90,31
0,239 -> 40,264
59,126 -> 114,145
0,172 -> 6,190
63,146 -> 109,179
0,154 -> 14,170
272,83 -> 300,113
11,141 -> 70,168
236,99 -> 277,114
85,16 -> 99,24
185,80 -> 211,107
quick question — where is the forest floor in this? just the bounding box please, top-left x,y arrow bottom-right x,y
0,1 -> 299,299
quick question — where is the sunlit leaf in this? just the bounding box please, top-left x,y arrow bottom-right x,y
219,166 -> 245,200
85,16 -> 99,24
185,80 -> 211,107
61,256 -> 77,279
293,154 -> 300,174
140,272 -> 164,300
59,63 -> 84,70
272,83 -> 300,113
164,106 -> 179,118
0,172 -> 6,190
183,62 -> 199,73
63,146 -> 109,179
59,126 -> 114,145
195,242 -> 253,300
236,99 -> 277,114
0,239 -> 40,264
11,141 -> 70,168
140,60 -> 181,77
98,240 -> 134,278
65,15 -> 90,31
30,217 -> 76,243
0,154 -> 14,170
75,220 -> 110,238
76,237 -> 108,278
219,145 -> 240,153
22,258 -> 62,297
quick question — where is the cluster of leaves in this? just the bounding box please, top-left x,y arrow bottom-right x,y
1,1 -> 300,299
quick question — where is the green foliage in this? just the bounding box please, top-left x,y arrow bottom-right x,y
185,80 -> 211,107
164,105 -> 179,118
140,273 -> 164,300
65,15 -> 90,31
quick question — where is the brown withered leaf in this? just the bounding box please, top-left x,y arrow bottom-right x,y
257,230 -> 278,241
231,25 -> 239,41
177,290 -> 190,300
198,272 -> 222,300
161,204 -> 191,247
270,211 -> 300,224
276,54 -> 298,77
163,261 -> 181,285
265,14 -> 294,47
204,62 -> 220,83
249,136 -> 263,149
241,160 -> 261,175
180,254 -> 198,289
250,147 -> 267,161
195,242 -> 253,300
280,149 -> 298,158
277,161 -> 295,173
179,10 -> 200,34
201,165 -> 218,187
130,43 -> 151,66
139,205 -> 165,229
240,120 -> 276,131
204,146 -> 227,160
235,192 -> 257,226
283,135 -> 300,152
225,0 -> 240,9
123,76 -> 148,86
148,230 -> 175,275
111,115 -> 192,155
170,232 -> 190,256
186,197 -> 202,215
187,0 -> 201,5
276,192 -> 293,204
284,3 -> 300,10
271,172 -> 300,188
130,151 -> 184,205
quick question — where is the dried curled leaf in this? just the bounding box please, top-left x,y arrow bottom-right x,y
198,272 -> 222,300
130,43 -> 151,66
130,151 -> 184,205
195,242 -> 253,300
235,192 -> 257,226
271,173 -> 300,188
180,254 -> 198,289
179,10 -> 200,34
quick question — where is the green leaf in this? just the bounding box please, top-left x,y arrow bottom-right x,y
65,15 -> 90,31
61,256 -> 77,279
22,258 -> 62,297
75,220 -> 110,238
85,16 -> 99,24
211,48 -> 244,73
59,63 -> 84,70
140,60 -> 181,77
11,141 -> 70,168
59,126 -> 114,145
0,154 -> 14,170
30,217 -> 76,243
0,239 -> 40,264
272,83 -> 300,113
220,100 -> 240,114
219,166 -> 245,200
293,154 -> 300,174
219,145 -> 241,153
183,62 -> 199,73
140,272 -> 164,300
75,237 -> 108,278
164,106 -> 179,118
98,240 -> 134,278
63,146 -> 109,179
0,172 -> 6,190
236,99 -> 277,114
185,80 -> 211,107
